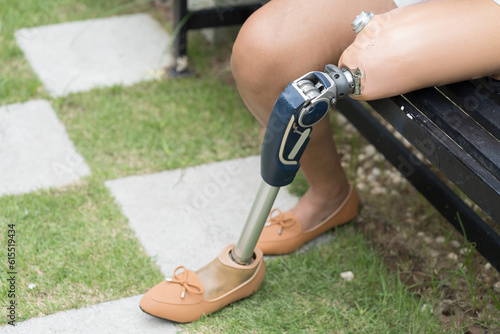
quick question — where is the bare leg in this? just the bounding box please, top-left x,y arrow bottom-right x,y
231,0 -> 397,230
340,0 -> 500,100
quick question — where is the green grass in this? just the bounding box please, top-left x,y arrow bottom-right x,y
0,0 -> 258,323
57,75 -> 260,181
182,226 -> 446,333
0,0 -> 465,331
0,181 -> 162,320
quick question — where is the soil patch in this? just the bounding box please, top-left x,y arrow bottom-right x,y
334,113 -> 500,333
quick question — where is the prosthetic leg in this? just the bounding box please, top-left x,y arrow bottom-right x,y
231,65 -> 358,263
139,13 -> 370,323
139,2 -> 500,320
139,62 -> 363,323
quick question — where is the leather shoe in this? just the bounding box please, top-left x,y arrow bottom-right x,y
256,184 -> 359,255
140,244 -> 265,323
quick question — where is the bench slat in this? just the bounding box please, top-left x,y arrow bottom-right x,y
436,79 -> 500,139
338,99 -> 500,271
186,4 -> 262,30
403,88 -> 500,181
367,94 -> 500,223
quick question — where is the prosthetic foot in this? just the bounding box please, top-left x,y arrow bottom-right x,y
140,13 -> 373,322
140,245 -> 265,323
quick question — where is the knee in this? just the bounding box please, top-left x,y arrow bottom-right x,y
230,11 -> 289,102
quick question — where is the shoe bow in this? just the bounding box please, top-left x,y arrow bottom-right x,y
165,266 -> 203,299
265,209 -> 297,235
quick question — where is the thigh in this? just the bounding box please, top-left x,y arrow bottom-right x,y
340,0 -> 500,99
234,0 -> 397,83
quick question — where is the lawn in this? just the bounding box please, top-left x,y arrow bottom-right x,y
1,0 -> 498,332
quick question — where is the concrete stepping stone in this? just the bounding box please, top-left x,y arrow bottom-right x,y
0,295 -> 177,334
0,157 -> 335,332
15,13 -> 173,97
0,100 -> 90,196
105,156 -> 299,275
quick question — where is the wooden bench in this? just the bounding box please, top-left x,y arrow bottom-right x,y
337,78 -> 500,272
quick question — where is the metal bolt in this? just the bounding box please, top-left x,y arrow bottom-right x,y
352,11 -> 374,34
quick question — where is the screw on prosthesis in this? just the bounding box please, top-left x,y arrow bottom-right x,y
323,64 -> 362,96
352,10 -> 374,34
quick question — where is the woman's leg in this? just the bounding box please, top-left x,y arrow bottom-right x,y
231,0 -> 397,230
340,0 -> 500,100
